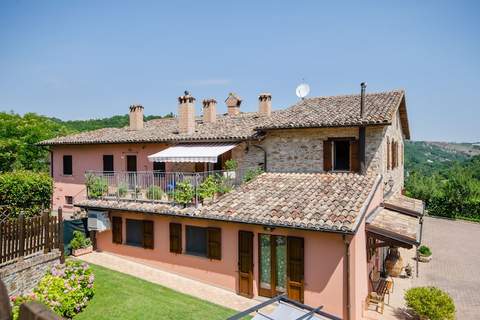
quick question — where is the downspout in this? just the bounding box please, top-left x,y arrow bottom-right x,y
49,149 -> 54,211
343,235 -> 351,320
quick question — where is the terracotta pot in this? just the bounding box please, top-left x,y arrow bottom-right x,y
418,254 -> 432,263
72,245 -> 93,257
385,247 -> 403,277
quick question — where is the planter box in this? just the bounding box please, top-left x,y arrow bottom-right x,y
72,245 -> 93,257
418,254 -> 432,263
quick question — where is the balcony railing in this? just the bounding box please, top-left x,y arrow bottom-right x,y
85,167 -> 263,207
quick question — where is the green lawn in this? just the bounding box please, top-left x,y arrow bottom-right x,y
75,264 -> 238,320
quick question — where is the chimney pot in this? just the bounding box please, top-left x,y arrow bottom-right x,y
129,104 -> 144,130
258,93 -> 272,116
202,99 -> 217,123
178,91 -> 196,134
225,92 -> 242,116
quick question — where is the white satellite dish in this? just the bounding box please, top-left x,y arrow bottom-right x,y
296,83 -> 310,99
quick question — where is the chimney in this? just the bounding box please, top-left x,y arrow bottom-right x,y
360,82 -> 367,118
258,93 -> 272,116
202,99 -> 217,123
225,93 -> 242,116
178,91 -> 196,134
129,104 -> 144,130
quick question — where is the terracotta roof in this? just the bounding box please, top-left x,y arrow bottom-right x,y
75,172 -> 380,233
38,113 -> 270,145
258,89 -> 409,137
384,194 -> 424,217
39,89 -> 408,146
366,207 -> 420,245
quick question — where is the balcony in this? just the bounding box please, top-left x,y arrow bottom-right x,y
84,167 -> 263,207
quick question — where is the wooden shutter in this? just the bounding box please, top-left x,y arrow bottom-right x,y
323,140 -> 332,172
392,141 -> 397,169
287,236 -> 304,303
238,231 -> 254,297
169,223 -> 182,253
386,139 -> 391,170
142,220 -> 154,249
207,227 -> 222,260
112,216 -> 122,244
350,139 -> 360,172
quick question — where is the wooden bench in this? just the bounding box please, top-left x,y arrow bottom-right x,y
365,271 -> 391,314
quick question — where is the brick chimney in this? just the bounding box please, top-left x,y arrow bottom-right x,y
225,93 -> 242,116
129,104 -> 144,130
178,91 -> 196,134
202,98 -> 217,123
258,93 -> 272,116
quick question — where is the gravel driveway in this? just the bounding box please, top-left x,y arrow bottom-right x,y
413,216 -> 480,320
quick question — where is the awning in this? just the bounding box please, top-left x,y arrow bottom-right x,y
148,143 -> 238,163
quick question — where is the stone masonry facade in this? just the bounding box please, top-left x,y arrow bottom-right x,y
0,250 -> 61,296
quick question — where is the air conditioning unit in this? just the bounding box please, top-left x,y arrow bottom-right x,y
88,210 -> 111,232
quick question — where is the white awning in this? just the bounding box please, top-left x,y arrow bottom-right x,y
148,143 -> 238,163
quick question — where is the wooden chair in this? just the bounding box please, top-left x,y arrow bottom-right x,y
365,270 -> 390,314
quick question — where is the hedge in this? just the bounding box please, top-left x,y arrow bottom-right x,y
0,170 -> 52,218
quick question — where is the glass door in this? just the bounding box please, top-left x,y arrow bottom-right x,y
258,234 -> 287,297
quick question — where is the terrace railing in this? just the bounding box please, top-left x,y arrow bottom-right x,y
85,167 -> 263,207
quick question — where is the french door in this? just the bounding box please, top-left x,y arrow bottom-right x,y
258,234 -> 304,302
238,231 -> 254,297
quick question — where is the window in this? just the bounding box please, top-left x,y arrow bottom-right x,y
323,138 -> 359,172
126,219 -> 154,249
112,216 -> 122,244
333,140 -> 350,171
185,226 -> 221,260
153,162 -> 165,172
103,155 -> 114,172
169,223 -> 182,253
63,155 -> 72,175
65,196 -> 73,205
186,226 -> 207,256
214,150 -> 232,171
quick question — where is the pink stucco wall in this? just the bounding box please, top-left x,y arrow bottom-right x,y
349,179 -> 384,320
95,212 -> 348,319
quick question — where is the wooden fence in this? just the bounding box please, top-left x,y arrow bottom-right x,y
0,209 -> 64,265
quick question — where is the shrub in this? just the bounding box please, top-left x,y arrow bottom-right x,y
243,167 -> 264,183
69,230 -> 92,250
146,185 -> 164,200
0,170 -> 53,218
173,181 -> 195,205
215,174 -> 232,194
198,175 -> 218,200
418,245 -> 432,257
85,174 -> 108,199
11,259 -> 95,319
117,183 -> 128,197
225,159 -> 237,171
405,287 -> 455,320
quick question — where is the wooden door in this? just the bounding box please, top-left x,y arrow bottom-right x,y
287,236 -> 304,303
238,231 -> 254,298
126,155 -> 137,172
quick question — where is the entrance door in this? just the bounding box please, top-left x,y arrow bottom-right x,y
238,231 -> 254,297
287,237 -> 304,303
258,234 -> 288,298
126,155 -> 137,189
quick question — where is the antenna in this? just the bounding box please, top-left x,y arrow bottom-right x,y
296,82 -> 310,99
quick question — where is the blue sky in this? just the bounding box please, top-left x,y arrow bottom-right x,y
1,1 -> 479,142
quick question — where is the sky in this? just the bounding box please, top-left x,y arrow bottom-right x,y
0,1 -> 479,142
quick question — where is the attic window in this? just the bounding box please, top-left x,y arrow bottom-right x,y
333,140 -> 350,171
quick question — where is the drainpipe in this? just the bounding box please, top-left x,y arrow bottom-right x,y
343,235 -> 351,320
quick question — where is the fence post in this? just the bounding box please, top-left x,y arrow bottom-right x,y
58,207 -> 65,263
42,211 -> 50,254
18,212 -> 25,259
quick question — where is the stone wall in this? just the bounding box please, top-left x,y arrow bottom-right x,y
382,109 -> 405,196
0,250 -> 61,296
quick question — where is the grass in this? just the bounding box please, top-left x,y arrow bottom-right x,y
75,264 -> 239,320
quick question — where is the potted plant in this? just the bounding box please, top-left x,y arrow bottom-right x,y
418,245 -> 432,262
173,181 -> 195,207
70,230 -> 93,256
224,159 -> 237,179
404,263 -> 413,277
117,183 -> 128,198
243,167 -> 264,183
146,185 -> 164,200
198,175 -> 218,204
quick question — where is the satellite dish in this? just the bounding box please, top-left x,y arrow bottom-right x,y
296,83 -> 310,99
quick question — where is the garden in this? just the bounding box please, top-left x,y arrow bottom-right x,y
10,260 -> 240,319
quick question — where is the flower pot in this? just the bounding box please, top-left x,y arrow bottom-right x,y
223,171 -> 236,179
72,245 -> 93,257
385,247 -> 403,277
418,254 -> 432,263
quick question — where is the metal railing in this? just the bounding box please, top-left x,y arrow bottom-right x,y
85,167 -> 263,207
